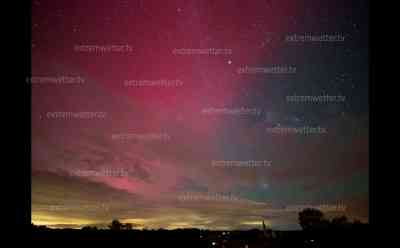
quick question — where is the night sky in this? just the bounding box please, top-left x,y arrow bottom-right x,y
31,0 -> 369,230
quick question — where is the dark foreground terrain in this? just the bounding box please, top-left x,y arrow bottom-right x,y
31,225 -> 370,248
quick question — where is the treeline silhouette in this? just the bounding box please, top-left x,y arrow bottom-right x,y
31,208 -> 369,248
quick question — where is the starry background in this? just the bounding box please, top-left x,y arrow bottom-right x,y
31,0 -> 369,230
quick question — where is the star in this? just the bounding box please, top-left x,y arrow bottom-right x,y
228,60 -> 232,65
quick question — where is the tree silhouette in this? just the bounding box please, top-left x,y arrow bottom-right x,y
298,208 -> 327,230
82,226 -> 98,231
331,215 -> 353,230
109,219 -> 123,230
108,219 -> 134,230
331,216 -> 348,225
124,223 -> 133,230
